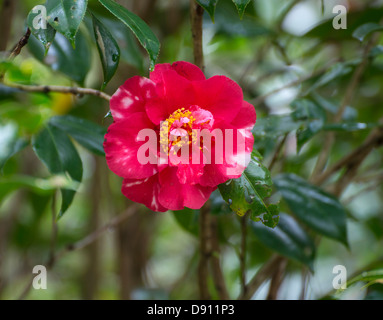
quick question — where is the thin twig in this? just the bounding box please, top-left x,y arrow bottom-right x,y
8,28 -> 31,61
239,214 -> 248,298
47,192 -> 58,269
238,254 -> 284,300
210,216 -> 230,300
198,202 -> 212,300
3,83 -> 111,101
268,134 -> 288,172
266,257 -> 288,300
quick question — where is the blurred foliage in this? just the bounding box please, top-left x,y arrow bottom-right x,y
0,0 -> 383,300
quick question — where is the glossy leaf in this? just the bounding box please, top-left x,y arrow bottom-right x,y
232,0 -> 251,19
304,7 -> 383,41
0,123 -> 28,172
323,122 -> 378,132
214,2 -> 272,38
46,0 -> 88,47
196,0 -> 219,22
219,152 -> 280,228
353,23 -> 383,42
274,173 -> 348,246
210,189 -> 232,215
291,99 -> 327,151
0,175 -> 78,204
252,213 -> 316,270
27,4 -> 56,54
98,0 -> 160,70
172,208 -> 199,236
348,269 -> 383,287
92,14 -> 120,88
32,124 -> 83,217
29,30 -> 91,85
49,115 -> 106,156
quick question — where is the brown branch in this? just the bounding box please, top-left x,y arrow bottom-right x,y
210,215 -> 230,300
47,192 -> 58,269
198,202 -> 212,300
0,0 -> 16,52
268,134 -> 288,172
8,28 -> 31,61
3,83 -> 112,101
238,254 -> 284,300
239,215 -> 248,298
266,257 -> 288,300
190,0 -> 204,72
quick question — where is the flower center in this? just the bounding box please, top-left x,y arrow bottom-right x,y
159,106 -> 214,155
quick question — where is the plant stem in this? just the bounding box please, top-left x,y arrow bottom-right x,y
239,214 -> 248,298
198,202 -> 212,300
190,0 -> 204,71
3,83 -> 111,101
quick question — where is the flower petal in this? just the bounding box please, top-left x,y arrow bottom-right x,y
122,174 -> 167,212
150,61 -> 205,83
146,70 -> 196,124
193,75 -> 244,123
158,167 -> 214,210
199,124 -> 254,187
230,101 -> 257,129
104,112 -> 158,179
110,76 -> 156,122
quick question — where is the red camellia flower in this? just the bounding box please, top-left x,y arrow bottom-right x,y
104,61 -> 256,212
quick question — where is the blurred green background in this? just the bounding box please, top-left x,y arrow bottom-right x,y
1,0 -> 383,300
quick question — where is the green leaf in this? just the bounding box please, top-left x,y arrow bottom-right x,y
274,173 -> 348,246
323,122 -> 379,132
29,30 -> 91,85
27,5 -> 56,54
196,0 -> 219,22
291,99 -> 327,151
251,213 -> 316,270
32,123 -> 83,217
0,123 -> 28,172
219,152 -> 280,228
172,208 -> 199,236
303,7 -> 383,41
98,17 -> 144,72
98,0 -> 160,70
214,2 -> 272,38
348,269 -> 383,287
353,23 -> 383,42
46,0 -> 88,47
49,115 -> 107,156
0,175 -> 78,204
210,189 -> 232,215
232,0 -> 251,19
91,14 -> 120,88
